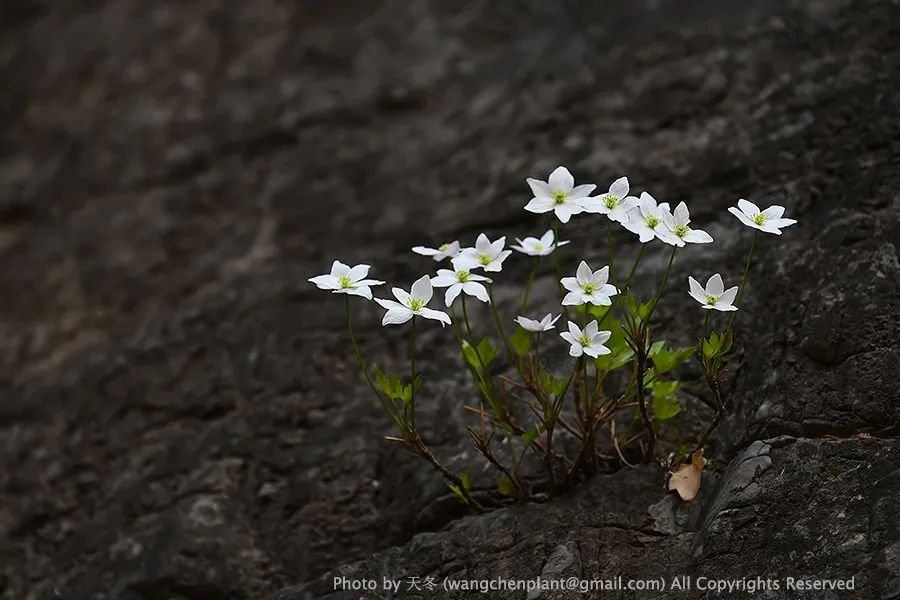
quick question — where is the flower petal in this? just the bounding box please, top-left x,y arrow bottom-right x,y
308,274 -> 339,290
706,273 -> 724,296
591,265 -> 609,286
420,307 -> 452,326
683,228 -> 713,243
737,198 -> 760,216
608,176 -> 629,199
761,205 -> 785,219
576,261 -> 593,285
392,287 -> 411,305
719,286 -> 738,307
766,218 -> 797,229
561,291 -> 583,306
554,202 -> 582,223
331,260 -> 351,277
444,284 -> 462,307
410,275 -> 433,303
524,197 -> 555,214
343,286 -> 373,300
382,308 -> 413,326
548,166 -> 574,192
347,264 -> 371,281
688,277 -> 706,303
584,320 -> 599,338
526,177 -> 552,199
673,202 -> 690,225
463,281 -> 490,303
728,206 -> 758,228
375,298 -> 405,310
569,183 -> 597,199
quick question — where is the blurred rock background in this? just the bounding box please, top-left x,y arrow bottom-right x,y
0,1 -> 897,598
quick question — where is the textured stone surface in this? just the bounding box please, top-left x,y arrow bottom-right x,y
1,1 -> 898,599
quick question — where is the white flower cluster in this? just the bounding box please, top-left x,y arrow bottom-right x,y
309,165 -> 796,345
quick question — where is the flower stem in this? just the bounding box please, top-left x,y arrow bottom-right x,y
727,230 -> 758,331
520,256 -> 542,314
648,245 -> 678,319
487,284 -> 514,362
702,311 -> 711,337
346,296 -> 400,428
607,221 -> 617,286
624,245 -> 646,291
408,315 -> 417,429
552,219 -> 569,318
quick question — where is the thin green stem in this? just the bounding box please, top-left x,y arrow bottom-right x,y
607,221 -> 617,286
552,219 -> 569,319
727,230 -> 758,331
520,257 -> 542,314
624,245 -> 646,291
346,296 -> 400,428
487,284 -> 514,362
409,316 -> 417,429
702,311 -> 711,337
648,245 -> 678,320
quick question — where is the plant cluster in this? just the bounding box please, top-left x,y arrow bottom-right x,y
309,168 -> 796,508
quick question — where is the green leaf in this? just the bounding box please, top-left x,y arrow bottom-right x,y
594,319 -> 634,372
651,380 -> 682,421
459,472 -> 472,491
447,483 -> 468,504
702,330 -> 733,359
496,476 -> 516,497
650,343 -> 695,375
625,290 -> 653,323
510,326 -> 532,357
520,426 -> 540,446
538,366 -> 567,399
462,338 -> 497,370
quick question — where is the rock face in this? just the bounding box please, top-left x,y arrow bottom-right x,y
1,1 -> 897,599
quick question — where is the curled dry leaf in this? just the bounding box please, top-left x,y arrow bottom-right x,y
667,449 -> 707,501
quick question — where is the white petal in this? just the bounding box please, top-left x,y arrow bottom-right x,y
526,178 -> 552,199
489,236 -> 507,256
767,218 -> 797,229
554,202 -> 582,223
688,277 -> 706,303
343,285 -> 373,300
618,195 -> 639,213
540,230 -> 555,247
728,206 -> 758,228
595,330 -> 612,344
598,284 -> 618,298
561,291 -> 583,306
382,308 -> 413,326
515,316 -> 542,332
719,286 -> 738,307
762,205 -> 785,219
375,298 -> 405,311
331,260 -> 351,277
591,265 -> 609,286
524,197 -> 555,214
420,307 -> 452,326
608,177 -> 629,199
584,320 -> 599,338
392,287 -> 411,304
483,250 -> 511,271
569,183 -> 597,199
444,285 -> 462,306
355,278 -> 385,288
467,272 -> 492,282
474,234 -> 492,254
308,274 -> 339,290
410,275 -> 433,303
548,166 -> 574,192
759,225 -> 783,235
576,196 -> 606,214
451,253 -> 480,272
588,293 -> 613,306
706,273 -> 724,296
576,261 -> 593,285
347,264 -> 370,281
567,321 -> 582,337
683,229 -> 713,243
560,277 -> 580,292
673,202 -> 690,225
548,313 -> 562,326
639,192 -> 658,214
737,199 -> 760,216
714,304 -> 739,312
463,282 -> 490,303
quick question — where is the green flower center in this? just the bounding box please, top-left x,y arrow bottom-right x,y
603,194 -> 618,209
645,216 -> 660,228
338,275 -> 353,289
579,335 -> 591,347
582,283 -> 596,294
438,243 -> 450,251
553,191 -> 568,205
533,243 -> 545,251
409,298 -> 425,311
478,254 -> 492,266
456,270 -> 470,282
705,294 -> 718,305
752,213 -> 767,226
674,224 -> 690,238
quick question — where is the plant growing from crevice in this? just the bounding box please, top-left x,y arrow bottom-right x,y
309,168 -> 796,507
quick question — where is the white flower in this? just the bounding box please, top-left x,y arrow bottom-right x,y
727,199 -> 797,235
514,313 -> 561,332
561,261 -> 618,306
412,241 -> 462,261
453,234 -> 512,272
431,268 -> 492,307
659,201 -> 713,246
578,177 -> 639,224
511,229 -> 570,256
374,276 -> 452,326
524,166 -> 596,224
559,320 -> 612,358
687,273 -> 738,311
623,192 -> 671,243
308,261 -> 385,300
